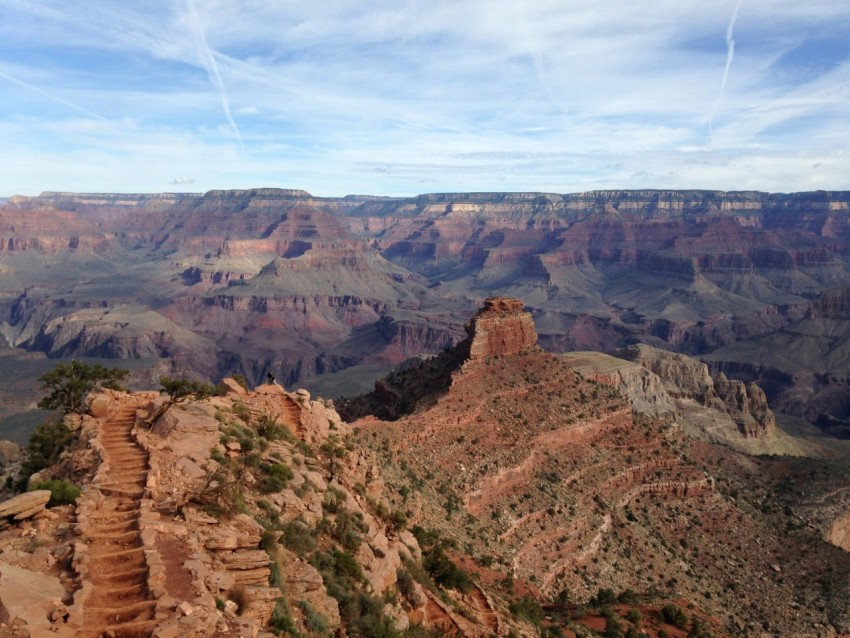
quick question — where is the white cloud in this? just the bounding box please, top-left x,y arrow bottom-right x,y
1,0 -> 849,196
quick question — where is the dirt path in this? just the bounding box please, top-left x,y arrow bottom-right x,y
279,394 -> 302,434
468,583 -> 499,635
79,406 -> 156,637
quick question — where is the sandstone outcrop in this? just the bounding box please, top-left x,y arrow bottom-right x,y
617,343 -> 776,438
466,297 -> 538,359
0,490 -> 50,521
346,301 -> 850,635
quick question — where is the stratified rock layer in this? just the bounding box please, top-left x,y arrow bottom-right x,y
466,297 -> 538,359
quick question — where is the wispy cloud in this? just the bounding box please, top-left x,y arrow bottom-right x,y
0,68 -> 105,121
708,0 -> 743,135
1,1 -> 849,196
183,0 -> 242,149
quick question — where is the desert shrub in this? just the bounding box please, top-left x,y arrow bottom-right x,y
401,557 -> 436,592
591,588 -> 617,607
232,401 -> 252,424
626,608 -> 643,624
37,361 -> 128,414
20,420 -> 72,480
232,373 -> 249,390
298,600 -> 328,634
508,595 -> 544,625
258,461 -> 293,494
257,413 -> 288,441
323,487 -> 347,514
661,604 -> 688,629
330,509 -> 369,552
604,614 -> 623,638
389,509 -> 408,531
311,548 -> 365,584
210,447 -> 228,465
30,479 -> 80,506
280,520 -> 317,556
269,598 -> 297,635
422,543 -> 471,592
396,568 -> 416,599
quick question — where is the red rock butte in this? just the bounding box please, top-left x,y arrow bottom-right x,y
465,297 -> 538,359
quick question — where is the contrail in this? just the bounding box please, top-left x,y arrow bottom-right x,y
185,0 -> 243,149
519,0 -> 569,121
0,69 -> 105,120
708,0 -> 742,135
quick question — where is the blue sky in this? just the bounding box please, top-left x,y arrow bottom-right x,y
1,0 -> 849,196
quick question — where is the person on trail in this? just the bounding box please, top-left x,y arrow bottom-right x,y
267,371 -> 275,385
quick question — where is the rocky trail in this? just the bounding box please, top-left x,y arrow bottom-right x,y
79,406 -> 156,637
468,584 -> 499,635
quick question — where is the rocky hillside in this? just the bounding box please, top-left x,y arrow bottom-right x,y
3,188 -> 850,440
345,298 -> 850,636
0,382 -> 447,637
2,298 -> 850,637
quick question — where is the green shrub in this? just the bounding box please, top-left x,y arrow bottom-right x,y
508,595 -> 544,625
232,401 -> 252,424
257,414 -> 289,441
396,568 -> 416,600
311,548 -> 365,584
331,509 -> 368,552
298,600 -> 328,634
592,588 -> 617,607
280,520 -> 317,556
232,374 -> 249,391
422,543 -> 471,592
661,604 -> 688,629
323,487 -> 347,514
269,598 -> 297,635
258,461 -> 293,493
30,479 -> 80,506
626,608 -> 643,624
20,420 -> 72,480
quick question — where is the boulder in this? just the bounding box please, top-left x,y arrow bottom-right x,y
0,490 -> 51,520
217,378 -> 247,397
281,549 -> 341,630
0,560 -> 66,628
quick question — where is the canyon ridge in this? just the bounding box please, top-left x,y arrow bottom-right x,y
1,188 -> 850,447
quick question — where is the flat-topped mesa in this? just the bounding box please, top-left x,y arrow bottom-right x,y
465,297 -> 538,359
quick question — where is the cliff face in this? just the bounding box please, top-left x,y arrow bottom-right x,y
465,297 -> 538,359
617,344 -> 776,439
3,188 -> 850,436
348,301 -> 850,635
0,383 -> 437,637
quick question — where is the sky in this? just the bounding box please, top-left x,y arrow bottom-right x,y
1,0 -> 849,197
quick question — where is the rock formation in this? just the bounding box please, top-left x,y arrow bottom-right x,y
1,300 -> 850,636
465,297 -> 538,359
345,299 -> 850,635
617,344 -> 776,438
0,490 -> 50,523
4,187 -> 850,436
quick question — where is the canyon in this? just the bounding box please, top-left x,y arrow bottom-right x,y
2,298 -> 849,637
1,188 -> 850,443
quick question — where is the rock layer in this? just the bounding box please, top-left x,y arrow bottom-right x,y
466,297 -> 538,359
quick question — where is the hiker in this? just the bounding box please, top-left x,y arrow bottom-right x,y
267,371 -> 275,385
